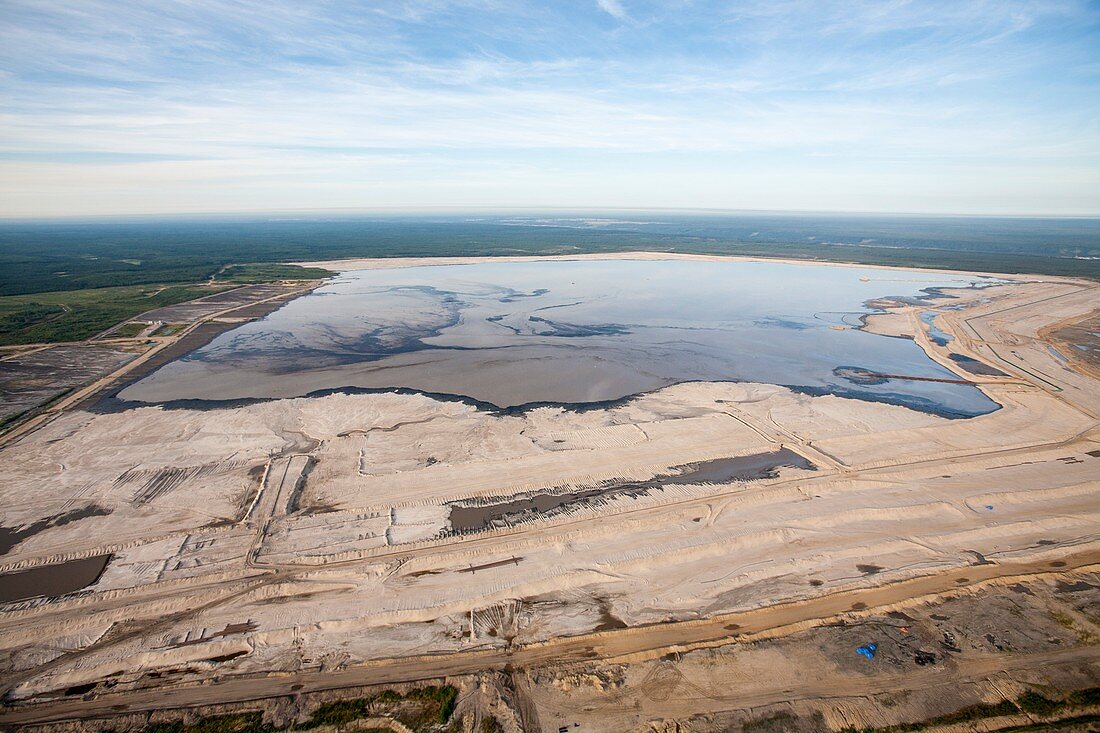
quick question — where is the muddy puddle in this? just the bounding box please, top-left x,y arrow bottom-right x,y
0,553 -> 111,603
948,353 -> 1008,377
448,447 -> 815,533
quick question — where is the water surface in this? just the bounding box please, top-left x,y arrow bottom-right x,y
0,554 -> 111,603
120,259 -> 1001,417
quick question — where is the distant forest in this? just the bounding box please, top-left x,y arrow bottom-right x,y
1,213 -> 1097,296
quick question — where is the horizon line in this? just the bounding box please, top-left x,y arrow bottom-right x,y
2,205 -> 1100,223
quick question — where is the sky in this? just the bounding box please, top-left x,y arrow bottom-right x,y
1,0 -> 1099,217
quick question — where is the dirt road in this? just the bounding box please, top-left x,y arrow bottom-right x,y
3,554 -> 1095,727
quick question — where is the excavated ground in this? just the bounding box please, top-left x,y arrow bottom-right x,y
0,254 -> 1096,732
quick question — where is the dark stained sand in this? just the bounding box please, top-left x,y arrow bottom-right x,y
448,448 -> 815,533
948,353 -> 1009,377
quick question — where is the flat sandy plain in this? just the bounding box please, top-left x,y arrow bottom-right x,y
0,253 -> 1097,732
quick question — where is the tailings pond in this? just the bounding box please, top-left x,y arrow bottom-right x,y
0,554 -> 111,603
119,259 -> 1002,417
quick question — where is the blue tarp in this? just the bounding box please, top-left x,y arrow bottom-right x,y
856,643 -> 877,659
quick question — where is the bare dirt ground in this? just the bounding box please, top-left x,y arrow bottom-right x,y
0,344 -> 141,427
0,254 -> 1096,732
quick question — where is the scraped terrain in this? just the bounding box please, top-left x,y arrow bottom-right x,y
0,254 -> 1097,732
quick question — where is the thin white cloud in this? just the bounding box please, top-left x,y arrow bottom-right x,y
596,0 -> 628,20
0,0 -> 1098,216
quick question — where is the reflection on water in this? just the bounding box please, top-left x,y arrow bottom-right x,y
121,259 -> 1001,417
920,310 -> 954,346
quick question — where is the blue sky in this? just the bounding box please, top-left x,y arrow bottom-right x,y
1,0 -> 1099,216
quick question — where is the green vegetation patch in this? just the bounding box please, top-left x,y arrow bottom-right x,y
840,686 -> 1100,732
1016,691 -> 1062,716
136,685 -> 459,733
478,717 -> 504,733
294,685 -> 458,731
402,685 -> 459,727
1069,687 -> 1100,706
152,323 -> 184,337
0,283 -> 228,346
215,264 -> 333,283
294,697 -> 373,729
145,712 -> 275,733
0,302 -> 68,337
993,714 -> 1100,732
1015,687 -> 1100,717
2,217 -> 1096,299
112,321 -> 149,337
919,700 -> 1020,729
